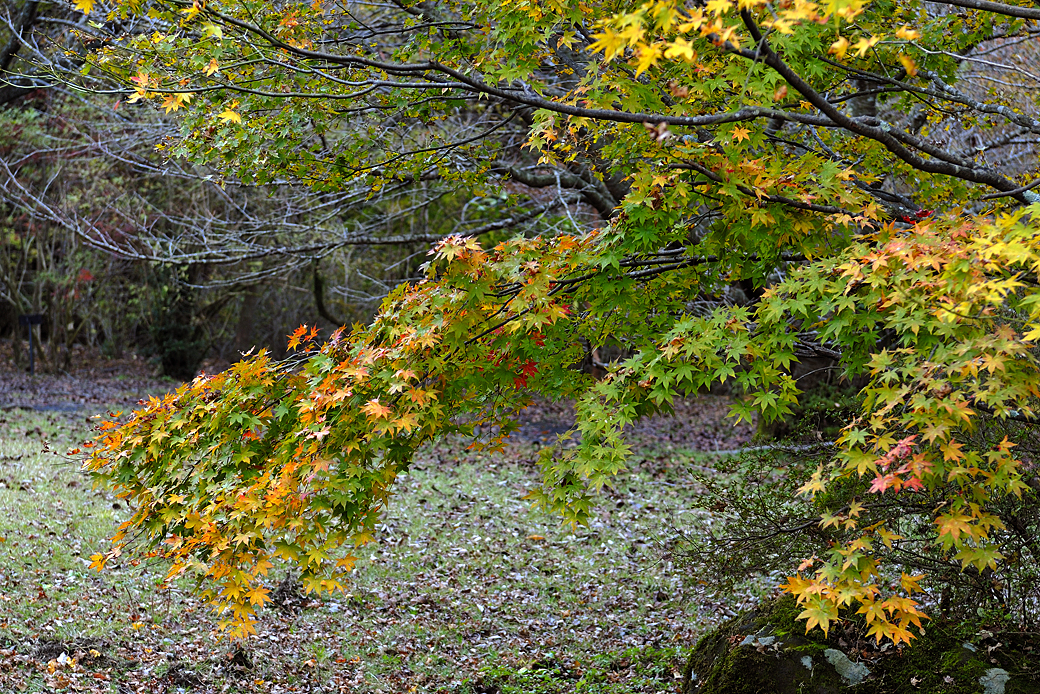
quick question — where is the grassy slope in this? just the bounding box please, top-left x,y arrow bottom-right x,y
0,397 -> 757,694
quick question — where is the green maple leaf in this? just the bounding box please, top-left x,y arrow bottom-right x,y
798,596 -> 839,636
955,545 -> 1003,572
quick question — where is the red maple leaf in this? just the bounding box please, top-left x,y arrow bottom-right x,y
902,476 -> 925,492
513,359 -> 539,388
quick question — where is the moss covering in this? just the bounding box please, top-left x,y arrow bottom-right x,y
683,597 -> 1040,694
476,645 -> 682,693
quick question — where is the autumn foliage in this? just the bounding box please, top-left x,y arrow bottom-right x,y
78,0 -> 1040,642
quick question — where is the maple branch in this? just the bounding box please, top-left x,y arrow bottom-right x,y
972,400 -> 1040,425
167,1 -> 843,133
495,163 -> 618,218
674,160 -> 858,217
737,10 -> 1035,204
819,57 -> 1040,137
792,339 -> 842,360
979,178 -> 1040,200
715,518 -> 823,548
926,0 -> 1040,20
471,250 -> 780,343
546,251 -> 809,293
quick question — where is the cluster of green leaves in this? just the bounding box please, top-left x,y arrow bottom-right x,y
78,0 -> 1040,644
564,209 -> 1040,644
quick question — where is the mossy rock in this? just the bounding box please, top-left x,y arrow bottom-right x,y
683,596 -> 1040,694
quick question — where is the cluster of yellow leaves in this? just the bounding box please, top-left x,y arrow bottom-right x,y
161,91 -> 193,113
181,0 -> 205,22
589,0 -> 875,75
828,35 -> 878,59
783,545 -> 929,645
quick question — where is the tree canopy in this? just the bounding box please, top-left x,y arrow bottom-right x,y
80,0 -> 1040,642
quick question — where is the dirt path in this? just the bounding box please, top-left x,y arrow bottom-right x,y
1,343 -> 173,412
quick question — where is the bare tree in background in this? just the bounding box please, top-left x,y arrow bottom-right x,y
0,0 -> 603,371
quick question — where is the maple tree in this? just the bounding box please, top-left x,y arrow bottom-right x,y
77,0 -> 1040,642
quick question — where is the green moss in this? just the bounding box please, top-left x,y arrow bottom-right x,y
864,625 -> 987,694
683,596 -> 840,694
683,598 -> 1040,694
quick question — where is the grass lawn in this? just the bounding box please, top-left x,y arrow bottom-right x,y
0,395 -> 759,693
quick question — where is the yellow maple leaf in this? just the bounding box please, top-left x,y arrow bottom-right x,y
797,465 -> 827,497
246,585 -> 270,606
895,25 -> 920,41
935,513 -> 974,543
201,22 -> 223,40
876,526 -> 903,549
254,557 -> 274,576
226,617 -> 258,638
634,44 -> 662,75
899,573 -> 926,594
857,599 -> 887,625
588,28 -> 625,61
218,109 -> 243,124
705,0 -> 734,14
393,411 -> 419,432
664,37 -> 696,61
204,58 -> 220,76
780,573 -> 813,598
161,92 -> 193,113
898,54 -> 918,76
799,596 -> 838,636
74,0 -> 94,14
352,530 -> 374,547
852,36 -> 880,57
829,0 -> 869,20
220,582 -> 243,601
829,35 -> 849,58
182,0 -> 204,21
731,125 -> 751,143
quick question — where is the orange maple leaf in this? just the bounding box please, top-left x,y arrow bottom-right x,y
361,399 -> 392,420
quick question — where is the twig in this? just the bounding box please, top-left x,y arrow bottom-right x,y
980,178 -> 1040,200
